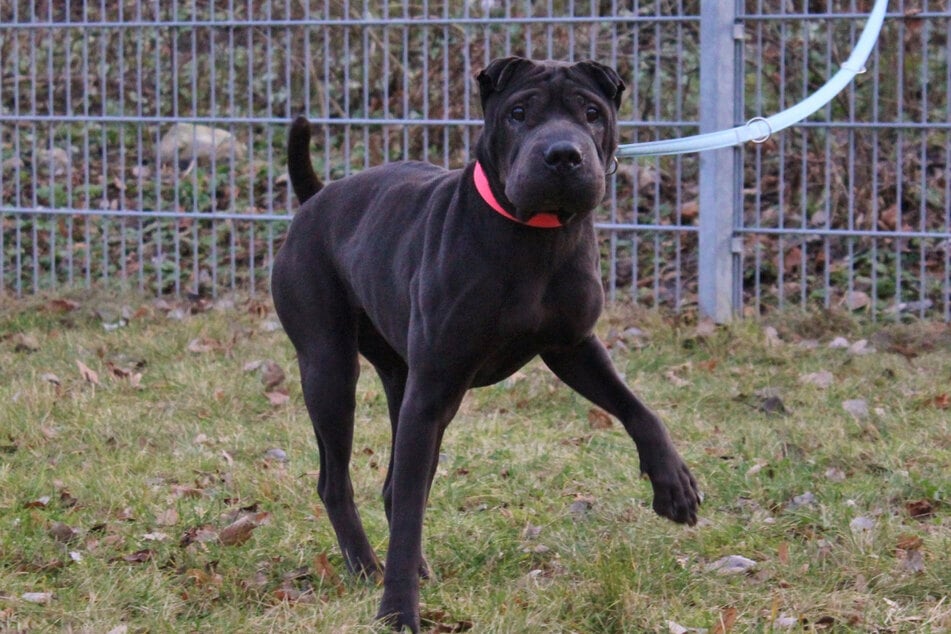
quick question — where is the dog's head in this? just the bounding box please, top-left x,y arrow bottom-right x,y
475,57 -> 625,225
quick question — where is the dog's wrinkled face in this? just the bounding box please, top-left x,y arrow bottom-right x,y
476,58 -> 625,225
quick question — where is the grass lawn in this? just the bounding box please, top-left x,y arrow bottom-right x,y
1,293 -> 948,633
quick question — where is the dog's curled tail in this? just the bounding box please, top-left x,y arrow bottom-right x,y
287,116 -> 323,204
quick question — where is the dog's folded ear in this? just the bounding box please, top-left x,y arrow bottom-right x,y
477,57 -> 536,109
575,61 -> 626,109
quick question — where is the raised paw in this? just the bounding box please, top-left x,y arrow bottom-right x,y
644,453 -> 701,526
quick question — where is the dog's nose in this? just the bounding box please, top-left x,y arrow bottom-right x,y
543,141 -> 583,171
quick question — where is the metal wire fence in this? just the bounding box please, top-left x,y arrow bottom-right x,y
1,1 -> 949,321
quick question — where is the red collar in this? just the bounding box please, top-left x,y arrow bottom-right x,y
473,162 -> 563,229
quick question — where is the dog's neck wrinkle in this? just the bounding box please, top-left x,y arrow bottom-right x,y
473,161 -> 563,229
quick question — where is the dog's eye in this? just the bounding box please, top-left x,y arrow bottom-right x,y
510,106 -> 526,122
585,106 -> 601,123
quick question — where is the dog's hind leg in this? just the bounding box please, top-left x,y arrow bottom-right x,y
358,324 -> 433,580
273,273 -> 382,579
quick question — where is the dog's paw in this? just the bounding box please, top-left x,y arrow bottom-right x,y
644,453 -> 701,526
376,595 -> 421,633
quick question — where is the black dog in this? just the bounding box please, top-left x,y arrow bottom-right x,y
272,57 -> 700,632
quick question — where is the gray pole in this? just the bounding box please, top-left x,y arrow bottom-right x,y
698,1 -> 741,322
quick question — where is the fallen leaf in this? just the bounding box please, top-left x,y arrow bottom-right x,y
261,360 -> 286,391
667,621 -> 690,634
929,393 -> 949,409
171,485 -> 204,499
665,370 -> 690,388
119,549 -> 155,564
41,372 -> 62,386
705,555 -> 756,575
76,360 -> 100,385
187,337 -> 219,354
777,542 -> 789,565
154,507 -> 180,526
24,496 -> 52,509
219,512 -> 270,546
712,606 -> 738,634
243,359 -> 264,372
313,552 -> 345,595
587,408 -> 613,430
265,390 -> 290,406
179,524 -> 218,547
905,499 -> 935,519
420,607 -> 474,632
898,547 -> 925,574
48,298 -> 81,312
568,495 -> 595,518
48,521 -> 79,543
12,333 -> 41,352
824,467 -> 847,482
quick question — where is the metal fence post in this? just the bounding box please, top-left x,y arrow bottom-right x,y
698,1 -> 741,322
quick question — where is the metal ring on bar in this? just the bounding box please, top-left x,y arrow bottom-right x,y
745,116 -> 772,144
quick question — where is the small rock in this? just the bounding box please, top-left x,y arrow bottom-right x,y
22,592 -> 54,604
265,448 -> 288,463
800,370 -> 834,389
843,399 -> 869,419
850,516 -> 875,534
705,555 -> 756,575
828,336 -> 850,349
786,491 -> 817,511
157,123 -> 247,165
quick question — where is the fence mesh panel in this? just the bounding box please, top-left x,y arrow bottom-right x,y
1,1 -> 949,320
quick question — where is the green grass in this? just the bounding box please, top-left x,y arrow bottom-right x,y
1,294 -> 949,633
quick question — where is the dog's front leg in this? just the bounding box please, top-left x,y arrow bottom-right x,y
542,336 -> 700,525
376,374 -> 467,633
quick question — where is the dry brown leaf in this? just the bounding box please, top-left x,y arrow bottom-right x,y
179,524 -> 219,547
76,360 -> 100,385
313,552 -> 345,595
905,499 -> 935,519
219,512 -> 270,546
777,542 -> 789,565
587,408 -> 613,430
187,337 -> 220,354
118,549 -> 155,564
712,607 -> 738,634
155,508 -> 180,526
896,534 -> 923,551
48,521 -> 79,543
171,485 -> 204,500
930,393 -> 949,409
47,298 -> 80,313
266,390 -> 290,406
24,496 -> 51,509
12,333 -> 41,352
261,360 -> 286,391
